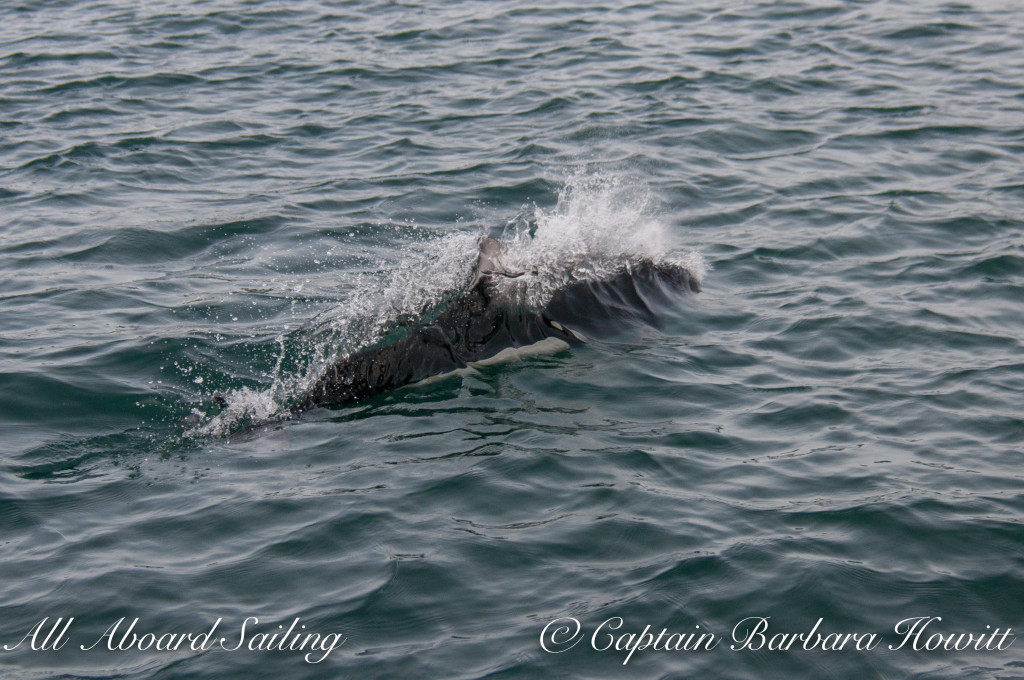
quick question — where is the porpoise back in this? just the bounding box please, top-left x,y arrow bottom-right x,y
293,238 -> 698,411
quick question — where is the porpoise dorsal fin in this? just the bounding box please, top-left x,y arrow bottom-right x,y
471,236 -> 524,288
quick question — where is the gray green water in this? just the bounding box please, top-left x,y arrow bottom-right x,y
2,1 -> 1024,678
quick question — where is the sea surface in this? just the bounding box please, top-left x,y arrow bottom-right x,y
2,1 -> 1023,678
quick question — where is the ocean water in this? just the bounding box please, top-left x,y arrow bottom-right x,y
2,0 -> 1023,678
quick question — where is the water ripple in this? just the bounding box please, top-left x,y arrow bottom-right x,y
3,1 -> 1024,678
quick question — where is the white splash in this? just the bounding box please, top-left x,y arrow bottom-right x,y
189,386 -> 283,438
497,171 -> 706,306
